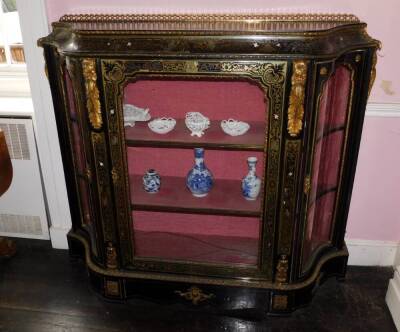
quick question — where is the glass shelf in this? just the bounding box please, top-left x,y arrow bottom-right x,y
130,175 -> 262,217
125,120 -> 266,151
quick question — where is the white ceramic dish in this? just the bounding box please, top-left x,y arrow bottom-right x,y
185,112 -> 210,137
148,117 -> 176,134
220,119 -> 250,136
123,103 -> 151,127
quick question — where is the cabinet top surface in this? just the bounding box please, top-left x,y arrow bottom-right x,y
40,13 -> 379,57
58,13 -> 361,33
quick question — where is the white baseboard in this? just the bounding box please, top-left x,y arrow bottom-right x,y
386,267 -> 400,331
49,226 -> 69,249
346,238 -> 400,266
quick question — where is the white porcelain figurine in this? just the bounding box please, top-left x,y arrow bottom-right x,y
123,103 -> 151,127
185,112 -> 210,137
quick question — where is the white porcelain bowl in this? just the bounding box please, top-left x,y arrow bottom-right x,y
148,117 -> 176,134
221,119 -> 250,136
185,112 -> 210,137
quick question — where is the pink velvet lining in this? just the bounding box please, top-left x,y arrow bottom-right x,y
132,211 -> 260,265
124,79 -> 267,122
133,211 -> 260,237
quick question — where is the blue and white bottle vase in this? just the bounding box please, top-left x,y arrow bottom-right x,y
186,148 -> 213,197
242,157 -> 261,200
143,169 -> 161,193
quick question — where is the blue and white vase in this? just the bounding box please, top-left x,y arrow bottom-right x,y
186,148 -> 213,197
242,157 -> 261,200
143,169 -> 161,193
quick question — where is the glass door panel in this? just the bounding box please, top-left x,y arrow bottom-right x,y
123,78 -> 268,267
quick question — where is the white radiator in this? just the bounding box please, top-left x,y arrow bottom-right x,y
0,116 -> 49,239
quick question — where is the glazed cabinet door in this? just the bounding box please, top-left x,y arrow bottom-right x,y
99,58 -> 290,280
298,50 -> 376,276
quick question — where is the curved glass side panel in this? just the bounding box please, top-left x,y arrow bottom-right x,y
65,70 -> 98,256
302,65 -> 352,270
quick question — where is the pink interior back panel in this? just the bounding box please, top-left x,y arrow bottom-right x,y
124,78 -> 267,122
132,211 -> 260,265
303,65 -> 352,268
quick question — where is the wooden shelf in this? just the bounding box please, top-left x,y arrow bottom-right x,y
125,120 -> 266,151
130,175 -> 262,217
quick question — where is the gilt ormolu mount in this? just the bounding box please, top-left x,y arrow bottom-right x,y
39,13 -> 379,315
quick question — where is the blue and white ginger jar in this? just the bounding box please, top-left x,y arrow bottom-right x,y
143,169 -> 161,193
242,157 -> 261,200
186,148 -> 213,197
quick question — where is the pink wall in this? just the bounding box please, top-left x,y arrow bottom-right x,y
44,0 -> 400,242
346,117 -> 400,241
45,0 -> 398,103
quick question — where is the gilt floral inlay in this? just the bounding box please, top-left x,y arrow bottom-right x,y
82,58 -> 102,129
288,60 -> 308,137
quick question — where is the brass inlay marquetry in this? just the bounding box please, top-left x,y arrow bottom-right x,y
106,242 -> 118,269
275,255 -> 289,284
272,294 -> 288,310
82,58 -> 102,130
111,168 -> 119,184
175,286 -> 214,305
90,132 -> 115,242
85,167 -> 92,182
304,175 -> 311,194
105,280 -> 120,296
288,60 -> 308,137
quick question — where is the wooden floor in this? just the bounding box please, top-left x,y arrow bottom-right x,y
0,238 -> 396,332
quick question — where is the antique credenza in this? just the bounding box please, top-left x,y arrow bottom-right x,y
39,14 -> 379,314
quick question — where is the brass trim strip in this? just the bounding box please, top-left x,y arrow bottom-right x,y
60,13 -> 360,23
70,231 -> 348,291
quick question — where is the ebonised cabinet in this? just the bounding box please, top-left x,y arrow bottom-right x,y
39,13 -> 379,314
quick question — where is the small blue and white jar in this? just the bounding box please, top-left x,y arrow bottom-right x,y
143,169 -> 161,193
242,157 -> 261,200
186,148 -> 213,197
